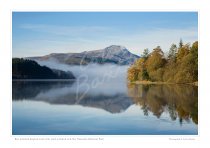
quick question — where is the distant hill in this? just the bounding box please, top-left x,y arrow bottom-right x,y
12,58 -> 75,79
28,45 -> 140,65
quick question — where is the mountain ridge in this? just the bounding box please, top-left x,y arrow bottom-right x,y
28,45 -> 140,65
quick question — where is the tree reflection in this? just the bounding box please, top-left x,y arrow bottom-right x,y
12,80 -> 75,100
127,84 -> 198,124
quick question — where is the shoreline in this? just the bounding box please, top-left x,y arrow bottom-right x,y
12,79 -> 76,82
129,81 -> 198,86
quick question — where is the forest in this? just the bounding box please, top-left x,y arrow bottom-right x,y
12,58 -> 75,79
127,40 -> 198,83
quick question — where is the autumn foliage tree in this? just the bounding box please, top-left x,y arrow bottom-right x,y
127,40 -> 198,83
146,46 -> 166,81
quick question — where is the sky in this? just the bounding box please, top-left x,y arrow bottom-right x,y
12,12 -> 198,57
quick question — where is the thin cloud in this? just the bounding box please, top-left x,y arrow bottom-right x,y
15,24 -> 197,57
19,24 -> 112,36
106,27 -> 197,55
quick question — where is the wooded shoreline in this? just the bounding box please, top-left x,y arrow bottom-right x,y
129,80 -> 198,86
127,40 -> 198,84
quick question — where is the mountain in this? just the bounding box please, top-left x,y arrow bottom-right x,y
12,58 -> 75,79
28,45 -> 140,65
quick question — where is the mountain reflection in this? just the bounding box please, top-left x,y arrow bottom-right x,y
127,83 -> 198,124
12,80 -> 133,113
12,81 -> 198,124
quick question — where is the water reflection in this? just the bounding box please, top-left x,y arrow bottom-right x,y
12,80 -> 133,113
13,81 -> 198,124
12,80 -> 198,135
127,84 -> 198,124
12,80 -> 75,100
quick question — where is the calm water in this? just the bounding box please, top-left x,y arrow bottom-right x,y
12,80 -> 198,135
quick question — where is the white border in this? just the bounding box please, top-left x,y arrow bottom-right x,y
1,0 -> 210,147
10,9 -> 200,140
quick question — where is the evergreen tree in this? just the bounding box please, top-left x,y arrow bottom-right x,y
141,48 -> 149,59
168,44 -> 177,62
179,39 -> 183,48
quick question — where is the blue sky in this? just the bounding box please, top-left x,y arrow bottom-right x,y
12,12 -> 198,57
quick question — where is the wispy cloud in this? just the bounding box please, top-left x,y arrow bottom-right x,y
15,23 -> 197,57
106,27 -> 198,55
19,24 -> 112,36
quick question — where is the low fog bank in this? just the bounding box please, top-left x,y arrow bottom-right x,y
35,59 -> 129,83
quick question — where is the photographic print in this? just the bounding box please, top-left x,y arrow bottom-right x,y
12,12 -> 198,135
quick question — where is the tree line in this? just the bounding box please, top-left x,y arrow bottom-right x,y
12,58 -> 75,79
127,40 -> 198,83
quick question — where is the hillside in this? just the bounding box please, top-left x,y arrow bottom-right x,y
12,58 -> 75,79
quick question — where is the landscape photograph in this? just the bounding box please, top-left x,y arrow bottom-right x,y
12,12 -> 198,135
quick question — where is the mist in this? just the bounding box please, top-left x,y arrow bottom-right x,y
35,59 -> 129,83
33,59 -> 130,99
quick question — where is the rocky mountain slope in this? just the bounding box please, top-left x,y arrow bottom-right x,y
29,45 -> 139,65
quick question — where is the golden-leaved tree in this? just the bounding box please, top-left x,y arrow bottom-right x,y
127,40 -> 198,83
